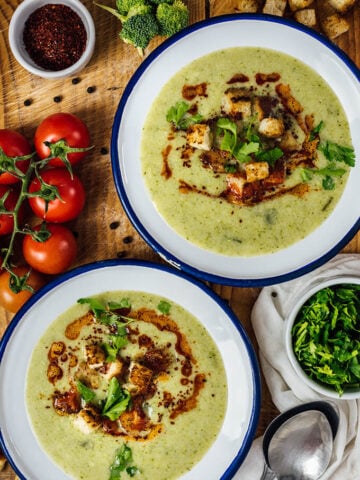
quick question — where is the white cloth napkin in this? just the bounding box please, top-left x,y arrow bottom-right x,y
235,253 -> 360,480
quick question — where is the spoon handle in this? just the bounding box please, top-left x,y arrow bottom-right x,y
260,463 -> 277,480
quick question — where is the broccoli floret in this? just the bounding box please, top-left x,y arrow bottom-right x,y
156,0 -> 189,37
150,0 -> 174,5
120,13 -> 159,53
116,0 -> 147,16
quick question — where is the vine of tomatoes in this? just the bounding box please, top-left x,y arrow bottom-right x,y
0,113 -> 92,313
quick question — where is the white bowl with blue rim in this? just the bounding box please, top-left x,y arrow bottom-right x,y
111,14 -> 360,287
0,259 -> 261,480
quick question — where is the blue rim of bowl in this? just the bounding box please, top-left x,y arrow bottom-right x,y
111,13 -> 360,288
0,258 -> 261,480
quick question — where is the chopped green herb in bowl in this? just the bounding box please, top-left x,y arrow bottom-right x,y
285,277 -> 360,399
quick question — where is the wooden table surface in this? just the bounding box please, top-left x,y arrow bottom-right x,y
0,0 -> 359,478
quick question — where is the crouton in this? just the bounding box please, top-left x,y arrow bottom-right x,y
103,359 -> 123,380
321,13 -> 350,38
73,407 -> 101,434
0,452 -> 6,471
294,8 -> 317,26
226,173 -> 247,197
222,88 -> 252,119
85,344 -> 106,369
245,162 -> 269,182
288,0 -> 314,11
258,117 -> 285,138
235,0 -> 259,12
279,131 -> 300,151
328,0 -> 356,13
127,362 -> 153,394
209,0 -> 260,16
186,124 -> 213,151
262,0 -> 287,16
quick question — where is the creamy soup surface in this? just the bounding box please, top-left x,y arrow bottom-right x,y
26,291 -> 227,480
141,47 -> 354,256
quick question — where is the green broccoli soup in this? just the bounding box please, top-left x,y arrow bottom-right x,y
26,291 -> 227,480
141,47 -> 354,256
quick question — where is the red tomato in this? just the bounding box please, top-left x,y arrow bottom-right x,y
23,223 -> 77,275
0,129 -> 32,184
34,113 -> 91,167
0,266 -> 45,313
28,168 -> 86,222
0,185 -> 23,235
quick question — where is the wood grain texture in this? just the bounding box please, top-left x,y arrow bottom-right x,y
0,1 -> 358,478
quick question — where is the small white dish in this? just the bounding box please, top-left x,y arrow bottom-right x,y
285,275 -> 360,400
8,0 -> 95,79
0,260 -> 261,479
111,14 -> 360,287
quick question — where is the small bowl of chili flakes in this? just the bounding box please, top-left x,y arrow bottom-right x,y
9,0 -> 95,80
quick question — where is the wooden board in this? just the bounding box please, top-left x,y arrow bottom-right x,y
0,0 -> 359,478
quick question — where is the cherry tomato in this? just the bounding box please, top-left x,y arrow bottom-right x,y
0,266 -> 45,313
28,168 -> 86,222
0,185 -> 24,236
23,223 -> 77,275
0,129 -> 32,184
34,113 -> 91,167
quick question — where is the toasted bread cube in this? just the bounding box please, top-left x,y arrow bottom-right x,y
328,0 -> 356,13
245,162 -> 269,182
252,97 -> 265,121
222,88 -> 252,119
235,0 -> 259,12
85,344 -> 106,369
226,174 -> 247,197
103,359 -> 123,380
294,8 -> 317,26
73,407 -> 101,434
258,117 -> 285,138
279,131 -> 300,151
186,124 -> 212,151
288,0 -> 314,10
128,362 -> 153,394
321,13 -> 350,38
262,0 -> 287,15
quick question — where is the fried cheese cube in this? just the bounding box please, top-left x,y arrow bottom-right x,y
186,123 -> 212,151
258,117 -> 285,138
221,88 -> 252,119
245,162 -> 269,183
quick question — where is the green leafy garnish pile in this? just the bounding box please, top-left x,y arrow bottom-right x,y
291,283 -> 360,395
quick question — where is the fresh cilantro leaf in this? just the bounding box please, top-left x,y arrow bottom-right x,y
322,175 -> 335,190
319,141 -> 355,167
78,297 -> 107,319
102,378 -> 131,421
77,381 -> 96,403
233,141 -> 260,162
102,334 -> 128,362
217,118 -> 238,153
309,120 -> 324,141
255,147 -> 283,166
166,101 -> 203,130
109,444 -> 138,480
158,300 -> 171,314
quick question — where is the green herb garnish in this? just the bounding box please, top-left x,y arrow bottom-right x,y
157,300 -> 171,314
102,378 -> 131,421
291,283 -> 360,395
166,101 -> 203,130
77,380 -> 96,403
319,140 -> 355,167
109,444 -> 139,480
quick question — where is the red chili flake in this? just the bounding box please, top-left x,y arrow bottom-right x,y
23,4 -> 87,71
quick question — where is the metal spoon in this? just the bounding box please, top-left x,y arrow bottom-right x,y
260,401 -> 339,480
